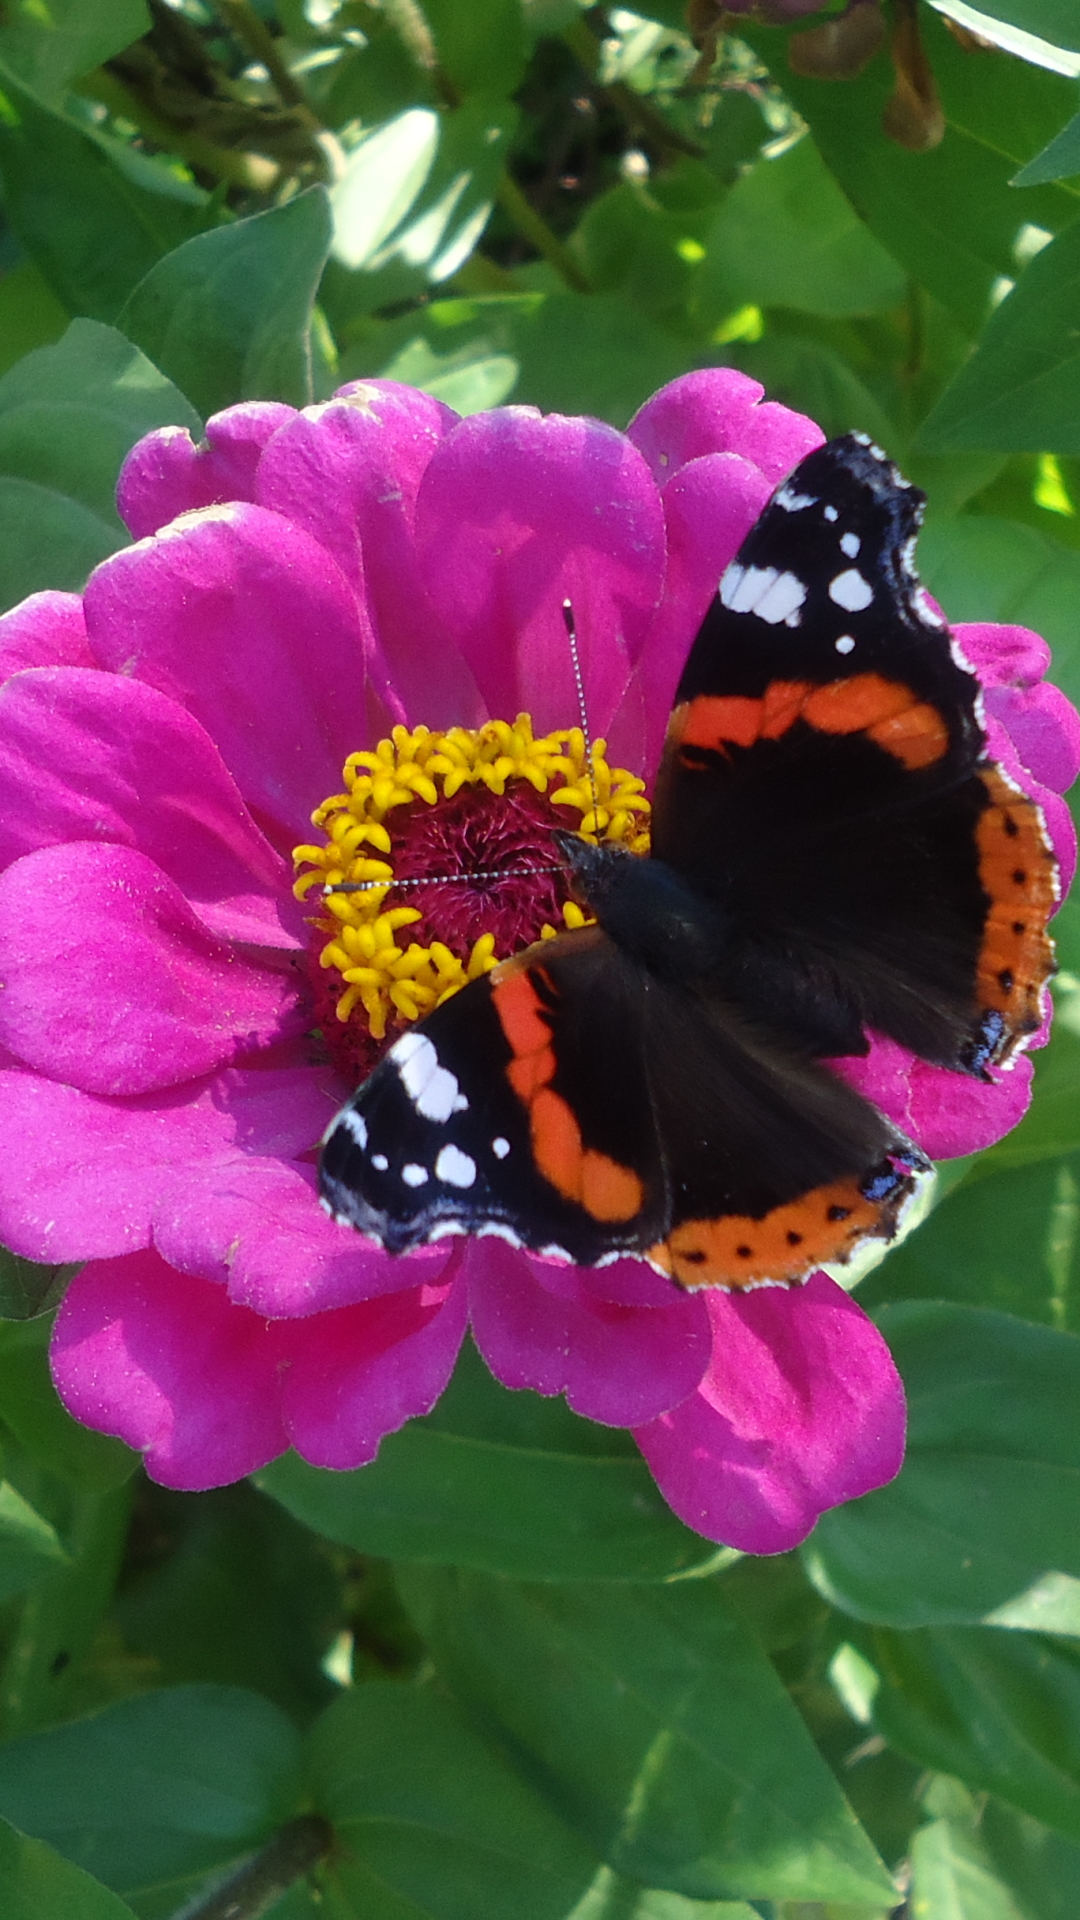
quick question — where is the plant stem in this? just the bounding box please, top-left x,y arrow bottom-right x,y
169,1816 -> 335,1920
496,170 -> 593,294
214,0 -> 311,113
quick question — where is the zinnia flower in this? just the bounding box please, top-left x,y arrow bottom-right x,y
0,372 -> 1075,1554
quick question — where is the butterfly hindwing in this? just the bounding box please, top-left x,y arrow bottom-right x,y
321,927 -> 929,1288
320,935 -> 666,1264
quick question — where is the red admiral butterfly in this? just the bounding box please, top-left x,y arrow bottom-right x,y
319,434 -> 1058,1289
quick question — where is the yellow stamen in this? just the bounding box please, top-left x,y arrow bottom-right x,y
293,713 -> 650,1041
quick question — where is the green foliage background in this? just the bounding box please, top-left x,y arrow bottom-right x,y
1,2 -> 1080,1915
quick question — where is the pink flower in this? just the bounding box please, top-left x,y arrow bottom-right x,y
0,372 -> 1074,1554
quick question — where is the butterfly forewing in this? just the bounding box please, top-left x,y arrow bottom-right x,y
652,433 -> 1057,1076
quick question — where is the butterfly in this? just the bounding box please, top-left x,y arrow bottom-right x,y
319,434 -> 1058,1290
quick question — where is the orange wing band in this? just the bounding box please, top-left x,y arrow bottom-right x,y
672,672 -> 949,771
647,1175 -> 885,1290
491,968 -> 644,1224
975,766 -> 1057,1040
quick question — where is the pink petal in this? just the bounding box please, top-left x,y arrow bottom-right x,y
831,1032 -> 1034,1159
414,407 -> 666,738
466,1240 -> 712,1425
256,387 -> 455,602
985,681 -> 1080,796
0,668 -> 300,948
612,451 -> 775,779
627,368 -> 823,487
51,1252 -> 293,1489
0,1061 -> 426,1319
0,844 -> 302,1096
51,1247 -> 467,1488
117,404 -> 296,538
155,1154 -> 447,1315
282,1264 -> 469,1468
984,710 -> 1076,898
954,621 -> 1050,689
0,591 -> 94,679
82,504 -> 375,847
255,386 -> 477,727
0,1063 -> 318,1262
634,1273 -> 906,1552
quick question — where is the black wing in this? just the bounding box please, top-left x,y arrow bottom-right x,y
650,434 -> 1056,1074
320,927 -> 928,1289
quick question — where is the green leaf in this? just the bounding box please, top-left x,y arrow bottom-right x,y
307,1681 -> 598,1920
0,1686 -> 303,1901
118,188 -> 333,417
0,476 -> 119,612
909,1812 -> 1026,1920
0,317 -> 199,611
872,1627 -> 1080,1844
857,1148 -> 1080,1329
0,1814 -> 135,1920
423,0 -> 528,96
700,135 -> 906,320
256,1341 -> 714,1582
805,1304 -> 1080,1628
378,336 -> 519,411
0,1320 -> 136,1494
919,215 -> 1080,454
727,333 -> 899,448
0,0 -> 149,102
0,1479 -> 69,1604
329,100 -> 516,314
980,1021 -> 1080,1171
0,264 -> 71,380
567,1869 -> 760,1920
0,1248 -> 74,1323
570,174 -> 718,327
1013,106 -> 1080,185
508,289 -> 687,428
332,110 -> 441,270
114,1483 -> 339,1723
397,1569 -> 897,1906
745,11 -> 1080,329
917,512 -> 1080,702
981,1798 -> 1080,1920
0,59 -> 208,322
967,1 -> 1080,53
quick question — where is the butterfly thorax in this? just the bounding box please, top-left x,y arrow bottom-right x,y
558,833 -> 732,983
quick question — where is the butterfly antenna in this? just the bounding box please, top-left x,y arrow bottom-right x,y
562,598 -> 600,834
324,602 -> 601,898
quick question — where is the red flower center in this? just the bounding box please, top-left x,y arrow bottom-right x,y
293,716 -> 650,1085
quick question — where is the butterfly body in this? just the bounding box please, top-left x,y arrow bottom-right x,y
319,434 -> 1057,1290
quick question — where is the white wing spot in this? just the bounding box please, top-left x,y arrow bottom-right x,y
401,1163 -> 429,1188
840,531 -> 861,558
829,569 -> 874,612
390,1030 -> 468,1121
338,1108 -> 368,1150
775,484 -> 817,512
823,504 -> 839,522
492,1137 -> 511,1158
371,1153 -> 389,1171
720,564 -> 806,626
435,1144 -> 477,1188
835,635 -> 856,654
